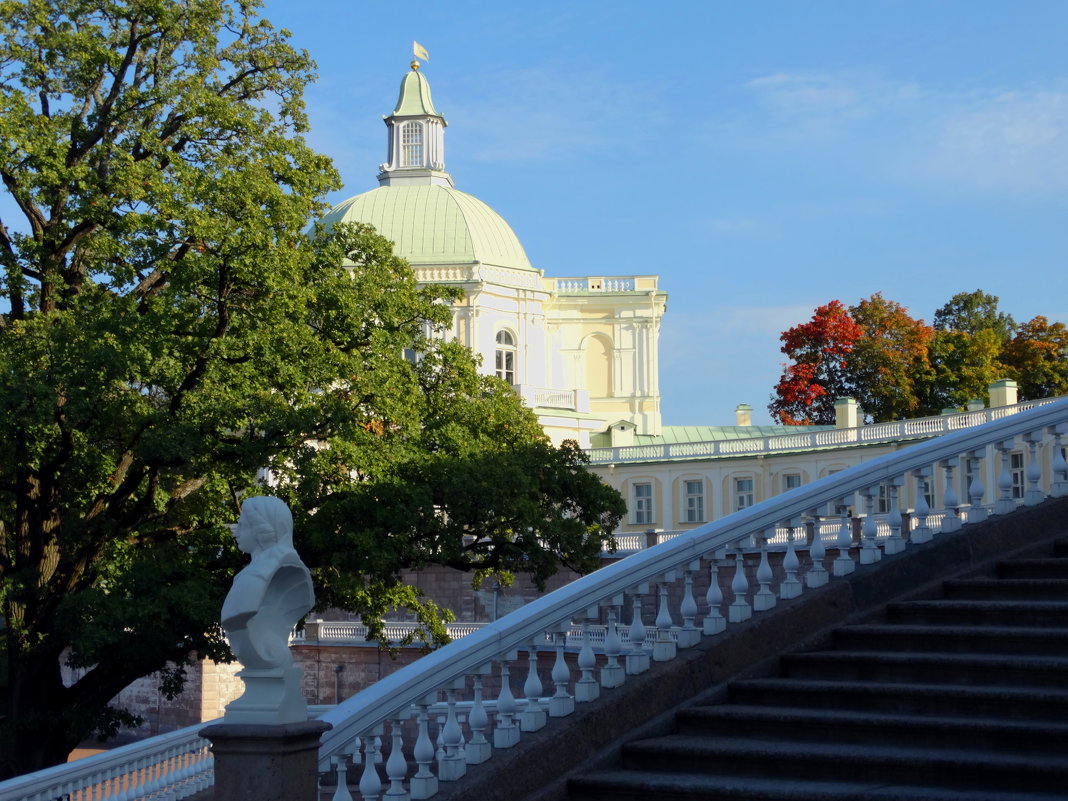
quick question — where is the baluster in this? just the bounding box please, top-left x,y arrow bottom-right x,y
859,486 -> 881,564
780,521 -> 802,599
1023,431 -> 1045,505
601,597 -> 625,688
884,476 -> 906,554
438,678 -> 466,781
911,468 -> 933,543
359,729 -> 383,801
729,545 -> 752,623
575,607 -> 600,701
519,640 -> 547,730
652,573 -> 677,661
995,438 -> 1016,514
833,500 -> 855,576
753,533 -> 776,611
805,511 -> 828,588
331,753 -> 354,801
704,554 -> 726,635
967,450 -> 988,523
1050,424 -> 1068,497
678,561 -> 701,647
384,716 -> 409,800
493,653 -> 520,749
940,458 -> 962,532
466,665 -> 492,763
625,585 -> 651,674
549,624 -> 575,716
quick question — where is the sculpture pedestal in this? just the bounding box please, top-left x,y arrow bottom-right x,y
225,665 -> 307,724
200,720 -> 330,801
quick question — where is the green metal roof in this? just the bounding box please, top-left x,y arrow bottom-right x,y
589,424 -> 835,448
321,185 -> 533,271
392,68 -> 441,117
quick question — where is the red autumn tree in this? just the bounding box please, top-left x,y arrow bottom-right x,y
769,300 -> 862,425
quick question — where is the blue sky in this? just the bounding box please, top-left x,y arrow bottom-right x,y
272,2 -> 1068,425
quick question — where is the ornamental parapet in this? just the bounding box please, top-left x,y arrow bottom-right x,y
549,275 -> 660,294
586,398 -> 1059,465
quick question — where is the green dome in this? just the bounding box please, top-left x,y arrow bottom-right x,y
321,184 -> 533,271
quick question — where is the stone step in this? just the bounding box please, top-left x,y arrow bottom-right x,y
728,677 -> 1068,720
674,704 -> 1068,755
996,557 -> 1068,579
942,577 -> 1068,600
780,650 -> 1068,686
831,623 -> 1068,655
617,735 -> 1068,795
886,599 -> 1068,627
569,769 -> 1068,801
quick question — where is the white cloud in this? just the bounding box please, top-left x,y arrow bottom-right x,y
445,65 -> 666,164
920,90 -> 1068,192
746,73 -> 862,114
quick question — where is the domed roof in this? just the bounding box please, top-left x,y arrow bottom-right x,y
321,184 -> 533,272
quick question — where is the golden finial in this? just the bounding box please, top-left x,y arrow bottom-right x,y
411,59 -> 420,71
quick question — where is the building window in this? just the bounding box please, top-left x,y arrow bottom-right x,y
401,121 -> 423,167
495,330 -> 516,385
876,484 -> 890,514
734,478 -> 754,511
684,480 -> 704,523
634,483 -> 654,525
1011,452 -> 1025,499
961,460 -> 977,504
783,473 -> 802,493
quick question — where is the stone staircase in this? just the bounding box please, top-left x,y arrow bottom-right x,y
568,539 -> 1068,801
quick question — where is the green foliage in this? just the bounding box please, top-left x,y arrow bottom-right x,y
0,1 -> 624,775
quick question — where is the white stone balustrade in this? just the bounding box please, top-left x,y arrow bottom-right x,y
311,398 -> 1068,801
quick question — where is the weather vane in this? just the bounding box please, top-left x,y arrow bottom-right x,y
412,40 -> 428,70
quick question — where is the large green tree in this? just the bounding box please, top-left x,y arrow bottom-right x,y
0,1 -> 623,776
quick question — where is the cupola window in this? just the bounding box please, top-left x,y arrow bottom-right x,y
495,330 -> 516,385
401,121 -> 424,167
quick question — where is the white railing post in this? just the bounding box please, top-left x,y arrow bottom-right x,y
437,678 -> 466,781
549,624 -> 575,716
384,716 -> 409,800
967,449 -> 988,523
729,546 -> 752,623
492,654 -> 520,750
600,598 -> 626,688
678,561 -> 701,647
994,438 -> 1016,514
625,585 -> 651,674
753,532 -> 777,611
409,694 -> 438,799
358,728 -> 383,801
1023,431 -> 1045,505
575,606 -> 601,701
859,486 -> 881,564
884,476 -> 906,555
519,640 -> 546,731
940,458 -> 962,533
911,467 -> 933,543
331,753 -> 354,801
833,500 -> 855,576
652,573 -> 678,661
805,510 -> 828,589
703,554 -> 726,635
466,665 -> 492,764
780,520 -> 802,599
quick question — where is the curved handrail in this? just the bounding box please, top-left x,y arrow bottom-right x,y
317,396 -> 1068,767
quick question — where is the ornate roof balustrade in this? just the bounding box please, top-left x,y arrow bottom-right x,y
551,275 -> 659,294
587,398 -> 1058,464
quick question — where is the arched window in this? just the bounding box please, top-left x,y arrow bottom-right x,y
401,121 -> 423,167
495,330 -> 516,385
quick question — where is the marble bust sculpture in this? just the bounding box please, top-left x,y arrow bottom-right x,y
221,496 -> 315,724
